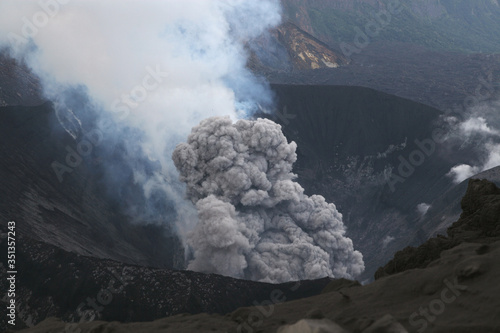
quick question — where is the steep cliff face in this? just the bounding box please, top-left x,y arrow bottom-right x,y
275,22 -> 349,70
248,22 -> 348,72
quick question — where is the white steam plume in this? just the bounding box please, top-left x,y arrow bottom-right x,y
1,1 -> 365,283
446,101 -> 500,183
447,142 -> 500,183
0,1 -> 281,238
172,116 -> 364,283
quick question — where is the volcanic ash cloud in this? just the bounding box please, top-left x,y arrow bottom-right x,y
172,116 -> 364,283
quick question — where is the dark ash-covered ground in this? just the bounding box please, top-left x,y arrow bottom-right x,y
9,179 -> 500,332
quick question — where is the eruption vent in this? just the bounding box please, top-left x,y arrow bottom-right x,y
173,116 -> 364,283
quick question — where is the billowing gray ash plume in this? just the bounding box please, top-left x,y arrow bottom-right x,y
173,116 -> 364,283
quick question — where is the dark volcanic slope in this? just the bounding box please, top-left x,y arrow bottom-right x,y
248,21 -> 349,72
0,227 -> 331,330
266,41 -> 500,112
270,84 -> 442,164
0,103 -> 183,269
15,180 -> 500,333
417,166 -> 500,240
0,55 -> 44,107
266,84 -> 475,280
375,179 -> 500,278
281,0 -> 500,54
376,178 -> 500,279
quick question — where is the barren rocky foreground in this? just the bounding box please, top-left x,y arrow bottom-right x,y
5,179 -> 500,332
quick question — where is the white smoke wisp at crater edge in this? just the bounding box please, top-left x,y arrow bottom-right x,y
172,116 -> 364,283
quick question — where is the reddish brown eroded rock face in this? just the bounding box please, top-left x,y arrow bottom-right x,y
274,22 -> 349,70
247,21 -> 349,72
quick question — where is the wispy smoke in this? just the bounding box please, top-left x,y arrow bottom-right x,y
416,203 -> 431,216
459,117 -> 500,136
173,117 -> 364,283
381,235 -> 395,249
446,100 -> 500,183
447,142 -> 500,183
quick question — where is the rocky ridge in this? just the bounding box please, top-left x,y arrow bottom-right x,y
0,226 -> 332,330
375,178 -> 500,279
